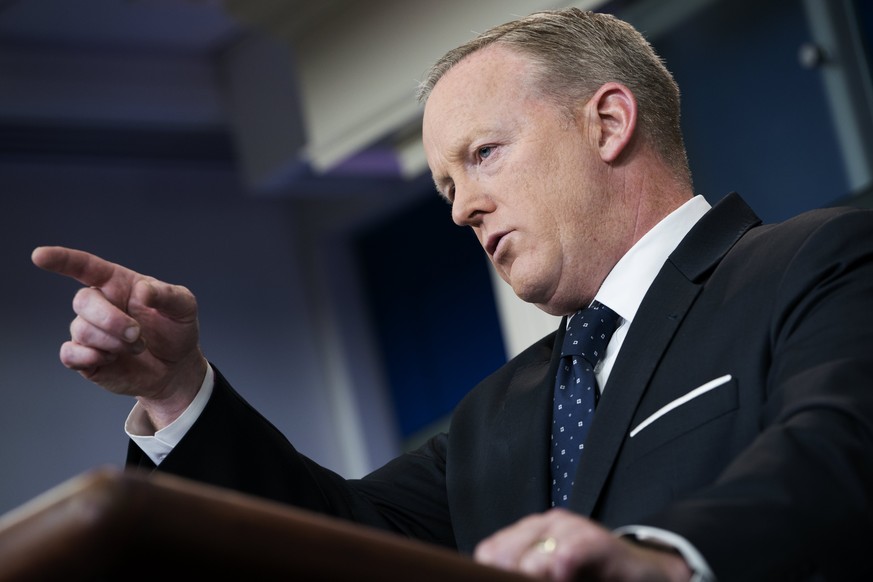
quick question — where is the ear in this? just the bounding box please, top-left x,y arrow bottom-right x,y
586,82 -> 638,163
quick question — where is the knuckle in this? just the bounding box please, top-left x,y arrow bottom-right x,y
69,318 -> 85,342
71,287 -> 92,312
69,318 -> 102,346
59,342 -> 82,369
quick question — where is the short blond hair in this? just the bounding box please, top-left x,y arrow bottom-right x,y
418,8 -> 691,182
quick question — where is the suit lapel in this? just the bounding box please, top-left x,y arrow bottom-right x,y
451,332 -> 560,549
491,335 -> 562,515
569,193 -> 761,515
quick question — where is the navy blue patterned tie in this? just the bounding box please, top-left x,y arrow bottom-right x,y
550,301 -> 620,507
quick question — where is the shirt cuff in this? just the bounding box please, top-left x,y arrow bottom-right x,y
124,364 -> 215,465
614,524 -> 716,582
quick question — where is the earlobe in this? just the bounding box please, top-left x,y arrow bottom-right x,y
590,82 -> 638,163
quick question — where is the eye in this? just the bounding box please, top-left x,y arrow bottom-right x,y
477,145 -> 494,161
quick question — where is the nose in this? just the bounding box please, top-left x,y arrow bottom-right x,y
450,178 -> 493,227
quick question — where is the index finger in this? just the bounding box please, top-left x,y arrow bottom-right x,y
31,246 -> 126,288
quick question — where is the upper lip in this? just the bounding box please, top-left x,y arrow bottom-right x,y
485,230 -> 510,256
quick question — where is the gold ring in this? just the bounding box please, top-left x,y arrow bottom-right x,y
534,536 -> 557,554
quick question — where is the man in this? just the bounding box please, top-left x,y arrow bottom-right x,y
31,8 -> 873,581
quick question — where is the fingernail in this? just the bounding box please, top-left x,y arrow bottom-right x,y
130,338 -> 146,354
124,326 -> 140,342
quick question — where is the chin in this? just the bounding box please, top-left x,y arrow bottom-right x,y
509,278 -> 547,306
513,280 -> 577,317
507,262 -> 556,305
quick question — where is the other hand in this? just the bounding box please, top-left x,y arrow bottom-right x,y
474,508 -> 692,581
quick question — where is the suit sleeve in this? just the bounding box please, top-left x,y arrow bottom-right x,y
126,366 -> 456,548
642,209 -> 873,580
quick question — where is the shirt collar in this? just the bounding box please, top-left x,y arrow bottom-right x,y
595,195 -> 711,324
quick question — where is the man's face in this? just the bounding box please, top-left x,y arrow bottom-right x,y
422,45 -> 622,315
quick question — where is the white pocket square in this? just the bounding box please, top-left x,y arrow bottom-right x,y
629,374 -> 733,438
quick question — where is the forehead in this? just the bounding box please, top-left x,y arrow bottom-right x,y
422,46 -> 541,155
424,45 -> 537,118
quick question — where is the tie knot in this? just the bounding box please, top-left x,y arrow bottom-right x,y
561,301 -> 620,365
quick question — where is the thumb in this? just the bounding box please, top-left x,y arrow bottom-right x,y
130,278 -> 199,323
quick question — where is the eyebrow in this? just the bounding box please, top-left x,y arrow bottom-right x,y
427,125 -> 482,201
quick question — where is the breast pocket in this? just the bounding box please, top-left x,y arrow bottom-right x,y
625,375 -> 739,461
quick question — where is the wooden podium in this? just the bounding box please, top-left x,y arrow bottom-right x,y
0,467 -> 529,581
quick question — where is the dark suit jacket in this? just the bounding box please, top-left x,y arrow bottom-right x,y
129,193 -> 873,581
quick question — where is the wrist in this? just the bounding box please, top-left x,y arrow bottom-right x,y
632,540 -> 694,582
614,525 -> 715,582
137,353 -> 208,430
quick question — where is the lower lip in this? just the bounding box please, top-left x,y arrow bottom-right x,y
492,233 -> 510,260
